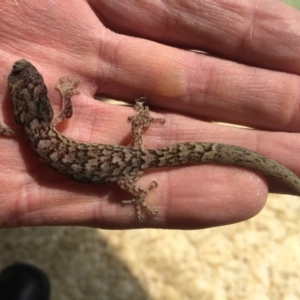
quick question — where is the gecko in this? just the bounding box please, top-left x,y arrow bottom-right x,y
1,59 -> 300,220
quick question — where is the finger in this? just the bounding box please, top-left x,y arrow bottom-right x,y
0,143 -> 268,229
0,90 -> 298,228
92,0 -> 300,74
92,34 -> 300,132
0,113 -> 298,229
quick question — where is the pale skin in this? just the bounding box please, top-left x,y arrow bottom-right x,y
1,0 -> 300,229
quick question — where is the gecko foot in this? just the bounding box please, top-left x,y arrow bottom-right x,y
119,180 -> 158,220
129,96 -> 166,127
55,76 -> 80,99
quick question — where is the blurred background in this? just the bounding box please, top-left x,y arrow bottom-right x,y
284,0 -> 300,9
0,1 -> 299,299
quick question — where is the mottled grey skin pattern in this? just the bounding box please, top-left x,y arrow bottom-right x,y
1,59 -> 300,219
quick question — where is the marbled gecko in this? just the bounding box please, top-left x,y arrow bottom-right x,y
1,59 -> 299,219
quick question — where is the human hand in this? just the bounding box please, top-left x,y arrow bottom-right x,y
1,0 -> 300,228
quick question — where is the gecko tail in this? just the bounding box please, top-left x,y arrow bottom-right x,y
208,143 -> 300,194
147,142 -> 300,195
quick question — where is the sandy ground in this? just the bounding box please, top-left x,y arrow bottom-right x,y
0,194 -> 299,300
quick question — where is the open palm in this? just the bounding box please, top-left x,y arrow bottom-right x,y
1,0 -> 300,228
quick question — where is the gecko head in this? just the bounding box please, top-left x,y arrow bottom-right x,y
9,59 -> 43,92
8,59 -> 53,125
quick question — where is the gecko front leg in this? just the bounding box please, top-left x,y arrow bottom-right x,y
0,123 -> 18,136
52,76 -> 80,126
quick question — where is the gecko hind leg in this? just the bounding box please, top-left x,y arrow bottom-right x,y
52,76 -> 80,126
128,96 -> 165,149
118,175 -> 158,219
